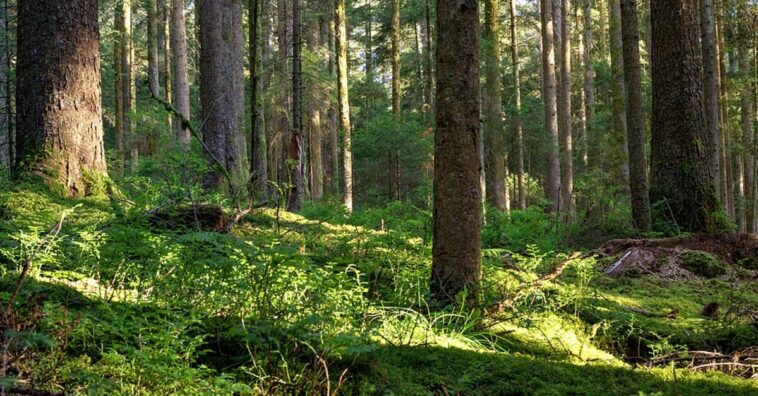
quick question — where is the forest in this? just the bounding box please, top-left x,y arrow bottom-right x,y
0,0 -> 757,394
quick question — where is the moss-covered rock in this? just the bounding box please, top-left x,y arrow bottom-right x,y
680,251 -> 727,278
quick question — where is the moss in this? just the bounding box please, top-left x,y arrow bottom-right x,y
680,251 -> 727,278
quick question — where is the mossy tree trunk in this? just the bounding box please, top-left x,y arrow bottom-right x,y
650,0 -> 723,233
335,0 -> 353,212
541,0 -> 561,212
15,0 -> 108,196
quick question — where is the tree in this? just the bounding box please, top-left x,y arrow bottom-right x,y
15,0 -> 108,195
172,0 -> 191,145
716,0 -> 734,218
198,0 -> 248,189
250,0 -> 268,200
649,0 -> 722,233
287,0 -> 304,211
0,0 -> 10,170
737,1 -> 755,232
335,0 -> 353,212
510,0 -> 526,210
306,7 -> 323,200
610,0 -> 630,184
541,0 -> 561,212
147,0 -> 161,97
391,0 -> 400,114
483,0 -> 508,211
558,0 -> 574,215
620,0 -> 651,231
700,0 -> 720,197
430,0 -> 481,305
581,0 -> 593,168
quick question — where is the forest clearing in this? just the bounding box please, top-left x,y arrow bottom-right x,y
0,0 -> 757,394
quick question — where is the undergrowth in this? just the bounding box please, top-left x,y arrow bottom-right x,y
0,178 -> 756,395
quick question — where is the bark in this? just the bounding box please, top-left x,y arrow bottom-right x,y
123,0 -> 136,171
320,2 -> 339,196
0,0 -> 9,169
620,0 -> 652,231
738,12 -> 755,233
716,0 -> 733,218
306,14 -> 323,200
114,5 -> 126,175
510,0 -> 526,210
431,0 -> 481,305
610,0 -> 630,184
582,0 -> 593,168
147,0 -> 161,97
541,0 -> 561,212
650,0 -> 723,233
365,0 -> 373,78
160,0 -> 172,130
171,0 -> 191,145
483,0 -> 508,211
199,0 -> 248,189
423,0 -> 434,117
558,0 -> 574,215
250,0 -> 268,200
700,0 -> 721,198
287,0 -> 304,211
391,0 -> 400,114
15,0 -> 108,195
335,0 -> 353,211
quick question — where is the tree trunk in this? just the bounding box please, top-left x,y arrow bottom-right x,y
541,0 -> 561,212
558,0 -> 574,215
159,0 -> 172,130
287,0 -> 304,211
430,0 -> 481,305
738,10 -> 755,233
391,0 -> 400,114
716,0 -> 733,219
620,0 -> 652,231
199,0 -> 248,189
306,14 -> 323,200
483,0 -> 508,212
15,0 -> 108,195
582,0 -> 593,168
123,0 -> 136,172
250,0 -> 268,200
147,0 -> 161,97
650,0 -> 723,233
172,0 -> 191,146
0,0 -> 9,170
700,0 -> 721,199
510,0 -> 526,210
423,0 -> 434,118
335,0 -> 353,211
610,0 -> 630,185
115,5 -> 126,175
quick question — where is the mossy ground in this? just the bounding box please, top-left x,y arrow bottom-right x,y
0,181 -> 756,395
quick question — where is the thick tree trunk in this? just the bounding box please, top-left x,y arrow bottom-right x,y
558,0 -> 574,215
250,0 -> 268,200
620,0 -> 652,231
483,0 -> 508,211
172,0 -> 191,146
287,0 -> 304,211
430,0 -> 481,305
541,0 -> 561,212
700,0 -> 721,199
650,0 -> 723,233
582,0 -> 593,168
306,16 -> 323,200
0,1 -> 9,170
510,0 -> 526,210
199,0 -> 247,189
15,0 -> 108,195
610,0 -> 630,185
335,0 -> 353,211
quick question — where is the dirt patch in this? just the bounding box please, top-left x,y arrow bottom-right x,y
147,204 -> 227,232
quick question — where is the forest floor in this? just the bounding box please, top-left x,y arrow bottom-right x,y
0,180 -> 757,395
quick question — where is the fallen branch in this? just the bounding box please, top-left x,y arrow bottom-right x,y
488,252 -> 583,314
4,387 -> 65,396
